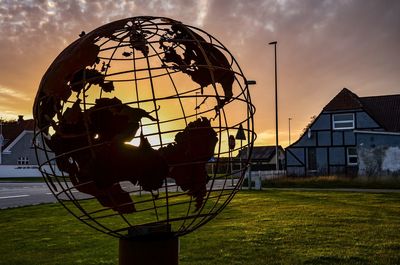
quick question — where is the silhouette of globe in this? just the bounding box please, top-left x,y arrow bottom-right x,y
33,16 -> 255,238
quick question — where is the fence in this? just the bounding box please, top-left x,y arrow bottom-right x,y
245,170 -> 286,189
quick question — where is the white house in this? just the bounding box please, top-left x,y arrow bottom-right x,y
0,116 -> 42,177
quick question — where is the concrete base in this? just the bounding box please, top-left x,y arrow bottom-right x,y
119,235 -> 179,265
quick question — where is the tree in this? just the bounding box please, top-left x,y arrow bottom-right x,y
0,117 -> 17,124
302,115 -> 317,133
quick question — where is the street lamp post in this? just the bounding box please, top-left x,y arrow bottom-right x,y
288,117 -> 292,145
269,41 -> 279,171
244,80 -> 256,189
0,122 -> 3,165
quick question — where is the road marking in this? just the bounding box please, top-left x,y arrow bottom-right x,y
0,195 -> 29,199
46,191 -> 79,195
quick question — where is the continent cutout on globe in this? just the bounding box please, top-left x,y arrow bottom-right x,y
159,23 -> 234,110
47,96 -> 217,213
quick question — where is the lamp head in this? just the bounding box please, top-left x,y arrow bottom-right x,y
245,80 -> 257,85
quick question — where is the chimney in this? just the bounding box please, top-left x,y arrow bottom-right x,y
18,115 -> 24,123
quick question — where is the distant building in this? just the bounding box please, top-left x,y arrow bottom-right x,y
205,146 -> 285,176
237,145 -> 285,171
286,88 -> 400,177
0,116 -> 43,177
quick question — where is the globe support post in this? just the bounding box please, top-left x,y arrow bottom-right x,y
119,236 -> 179,265
119,224 -> 179,265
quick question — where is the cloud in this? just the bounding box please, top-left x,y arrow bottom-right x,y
0,85 -> 30,101
255,130 -> 275,144
195,0 -> 210,26
0,1 -> 202,99
0,84 -> 32,118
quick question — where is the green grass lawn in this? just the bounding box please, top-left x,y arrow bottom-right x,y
261,176 -> 400,189
1,190 -> 399,265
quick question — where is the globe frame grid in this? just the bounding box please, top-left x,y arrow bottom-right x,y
33,16 -> 256,238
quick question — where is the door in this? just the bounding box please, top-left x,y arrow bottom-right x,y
307,148 -> 317,171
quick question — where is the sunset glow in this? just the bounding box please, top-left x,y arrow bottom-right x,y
1,0 -> 399,147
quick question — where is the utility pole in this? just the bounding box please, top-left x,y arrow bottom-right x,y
269,41 -> 279,171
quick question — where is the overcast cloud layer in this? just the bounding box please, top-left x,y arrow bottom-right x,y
0,0 -> 399,145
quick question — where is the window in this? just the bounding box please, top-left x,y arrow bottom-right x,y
17,157 -> 29,165
333,113 -> 355,130
347,147 -> 358,165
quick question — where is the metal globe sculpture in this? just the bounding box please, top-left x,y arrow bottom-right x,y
33,16 -> 255,248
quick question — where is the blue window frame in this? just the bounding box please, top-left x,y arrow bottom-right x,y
333,113 -> 355,130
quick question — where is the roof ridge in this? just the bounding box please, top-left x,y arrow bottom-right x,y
359,94 -> 400,132
360,94 -> 400,99
323,87 -> 363,111
1,119 -> 35,149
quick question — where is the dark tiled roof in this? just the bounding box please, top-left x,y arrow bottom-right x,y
323,88 -> 400,132
360,95 -> 400,132
323,88 -> 363,111
237,145 -> 284,160
1,119 -> 34,149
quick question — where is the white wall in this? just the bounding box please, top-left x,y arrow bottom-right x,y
0,165 -> 41,177
358,146 -> 400,176
0,165 -> 60,178
382,147 -> 400,172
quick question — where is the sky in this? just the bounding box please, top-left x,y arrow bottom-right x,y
0,0 -> 399,147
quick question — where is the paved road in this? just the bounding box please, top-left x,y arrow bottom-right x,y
0,179 -> 236,209
0,182 -> 56,209
2,181 -> 399,210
